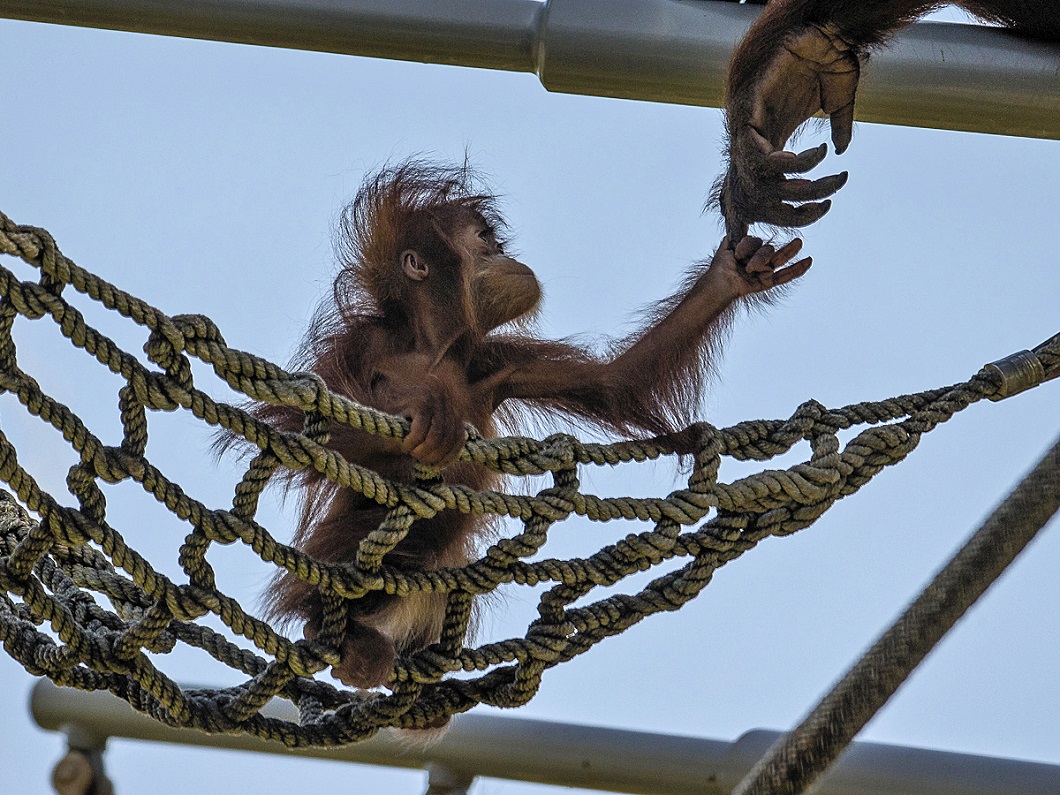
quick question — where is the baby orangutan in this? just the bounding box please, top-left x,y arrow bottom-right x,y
256,162 -> 809,689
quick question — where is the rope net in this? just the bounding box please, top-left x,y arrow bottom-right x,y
0,211 -> 1056,745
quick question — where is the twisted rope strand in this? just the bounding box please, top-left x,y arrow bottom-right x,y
732,435 -> 1060,795
0,211 -> 1056,742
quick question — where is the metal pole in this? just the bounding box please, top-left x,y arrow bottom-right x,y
1,0 -> 1059,139
30,679 -> 1060,794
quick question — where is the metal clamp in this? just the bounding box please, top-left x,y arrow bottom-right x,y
984,350 -> 1046,401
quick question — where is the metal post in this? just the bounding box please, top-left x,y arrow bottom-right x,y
49,724 -> 115,795
424,764 -> 476,795
30,679 -> 1060,794
1,0 -> 1059,138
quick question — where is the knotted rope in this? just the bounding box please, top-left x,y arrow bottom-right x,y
1,210 -> 1056,744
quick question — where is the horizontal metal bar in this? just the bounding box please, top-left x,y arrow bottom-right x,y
2,0 -> 1060,139
0,0 -> 546,71
31,679 -> 1060,794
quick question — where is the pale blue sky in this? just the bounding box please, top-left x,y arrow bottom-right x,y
1,9 -> 1057,795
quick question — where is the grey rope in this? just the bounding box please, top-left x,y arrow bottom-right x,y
732,434 -> 1060,795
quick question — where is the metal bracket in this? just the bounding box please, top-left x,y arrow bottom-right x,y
51,724 -> 115,795
424,763 -> 475,795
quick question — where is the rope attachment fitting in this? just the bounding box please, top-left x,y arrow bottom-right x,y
983,333 -> 1059,400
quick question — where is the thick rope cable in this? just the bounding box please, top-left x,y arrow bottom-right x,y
732,434 -> 1060,795
0,209 -> 1056,743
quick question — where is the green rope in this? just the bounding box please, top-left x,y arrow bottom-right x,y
0,210 -> 1056,744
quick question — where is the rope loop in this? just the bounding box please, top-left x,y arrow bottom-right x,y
0,210 -> 1056,742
